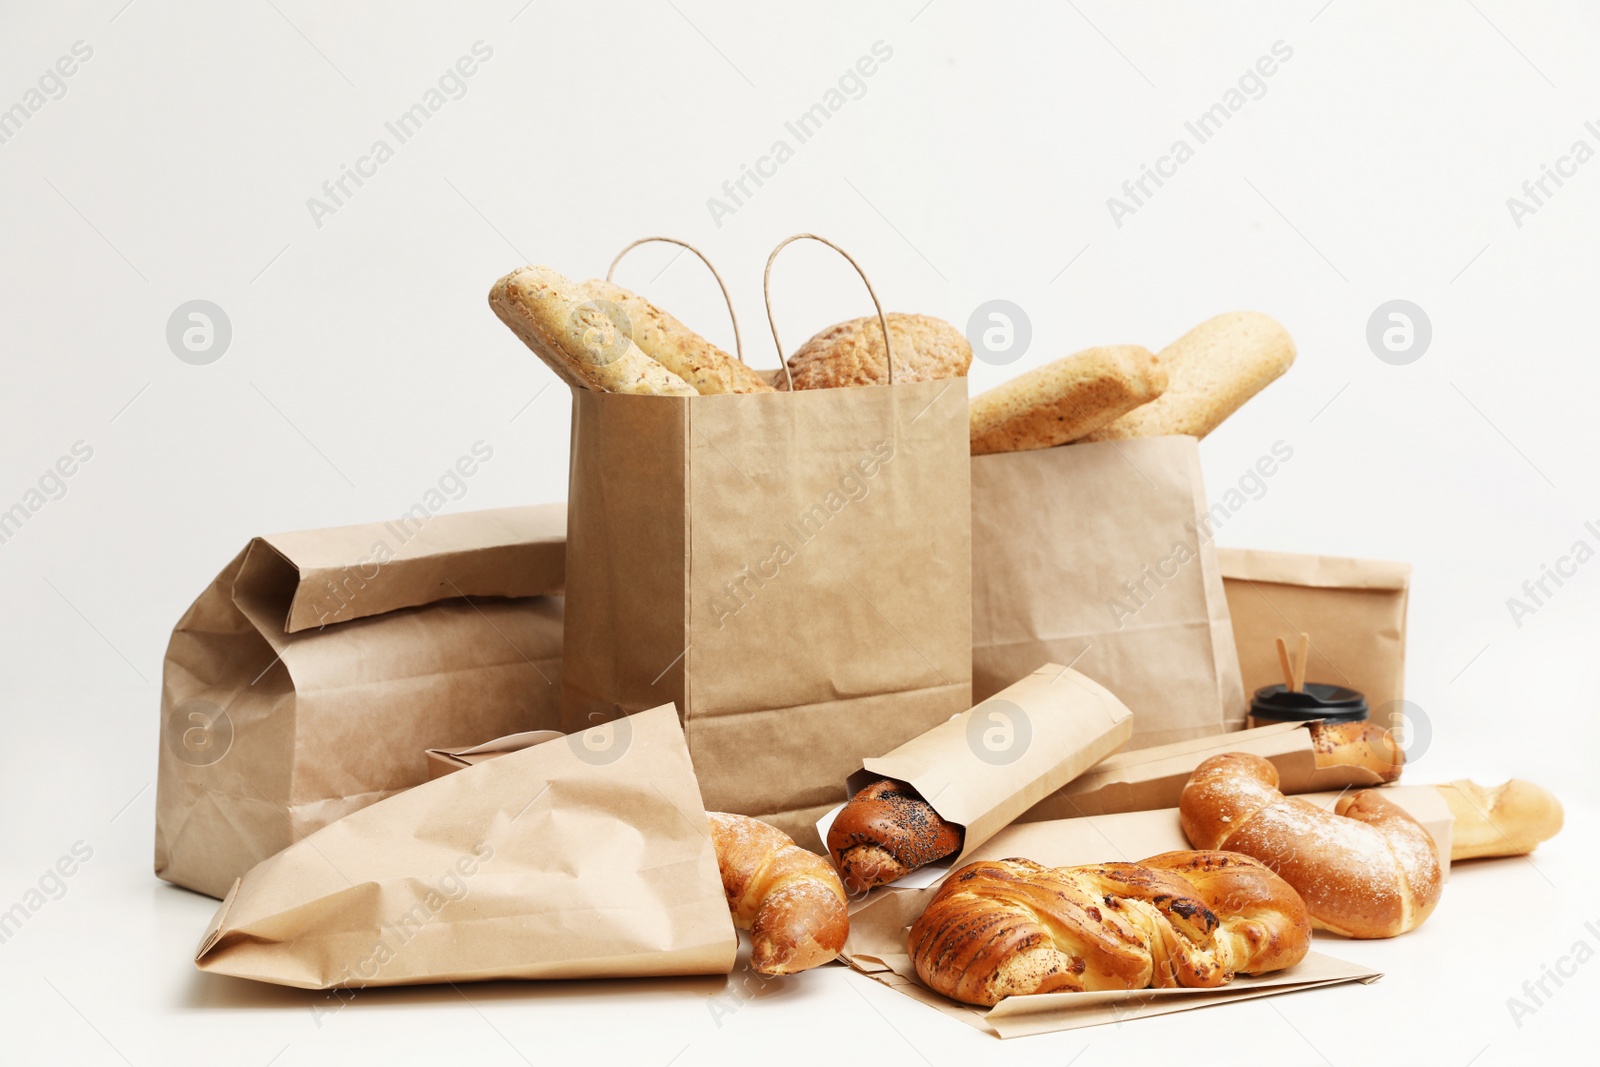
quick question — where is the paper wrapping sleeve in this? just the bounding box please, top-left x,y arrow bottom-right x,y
1019,720 -> 1393,822
820,664 -> 1134,887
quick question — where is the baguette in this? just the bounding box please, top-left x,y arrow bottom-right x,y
776,313 -> 971,390
1434,779 -> 1563,860
969,345 -> 1165,455
489,266 -> 697,396
579,278 -> 773,395
1084,312 -> 1295,440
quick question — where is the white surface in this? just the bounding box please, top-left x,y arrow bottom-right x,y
2,0 -> 1596,1062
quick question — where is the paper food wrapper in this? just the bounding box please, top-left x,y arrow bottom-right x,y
842,809 -> 1384,1038
1019,720 -> 1393,822
1220,547 -> 1411,716
157,503 -> 568,899
424,730 -> 565,779
971,437 -> 1247,750
195,704 -> 737,989
817,664 -> 1133,891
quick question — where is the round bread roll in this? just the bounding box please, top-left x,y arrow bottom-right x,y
776,313 -> 971,389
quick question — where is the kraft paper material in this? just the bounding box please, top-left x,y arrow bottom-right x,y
563,378 -> 973,849
1019,720 -> 1392,822
971,437 -> 1247,751
195,705 -> 737,988
1219,546 -> 1411,717
820,664 -> 1133,890
156,504 -> 567,899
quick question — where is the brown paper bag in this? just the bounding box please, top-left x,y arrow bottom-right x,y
820,664 -> 1132,889
563,236 -> 972,848
156,504 -> 567,899
1219,547 -> 1411,715
971,437 -> 1246,750
841,810 -> 1383,1038
1019,720 -> 1392,822
195,704 -> 737,988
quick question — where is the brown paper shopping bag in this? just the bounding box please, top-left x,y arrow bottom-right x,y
563,236 -> 971,848
971,437 -> 1246,749
156,504 -> 566,899
819,664 -> 1132,891
841,810 -> 1382,1038
1220,547 -> 1411,716
196,705 -> 737,988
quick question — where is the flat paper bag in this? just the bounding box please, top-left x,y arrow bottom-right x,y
1019,720 -> 1392,822
564,379 -> 972,849
820,664 -> 1133,888
1220,547 -> 1411,716
842,809 -> 1381,1038
196,704 -> 737,988
972,437 -> 1246,750
157,504 -> 567,899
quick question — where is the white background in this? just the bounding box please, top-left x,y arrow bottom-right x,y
1,1 -> 1595,1063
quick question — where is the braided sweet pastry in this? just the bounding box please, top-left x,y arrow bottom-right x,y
909,850 -> 1310,1006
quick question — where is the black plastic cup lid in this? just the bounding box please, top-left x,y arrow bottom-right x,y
1249,682 -> 1368,723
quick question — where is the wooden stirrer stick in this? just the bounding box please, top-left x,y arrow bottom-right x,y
1275,637 -> 1297,692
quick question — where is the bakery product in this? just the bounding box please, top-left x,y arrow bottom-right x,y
709,811 -> 848,975
968,345 -> 1166,455
1435,779 -> 1563,860
1180,752 -> 1442,938
1307,720 -> 1404,783
908,851 -> 1309,1006
775,313 -> 971,389
1084,312 -> 1295,440
578,278 -> 774,395
826,778 -> 963,892
489,266 -> 697,395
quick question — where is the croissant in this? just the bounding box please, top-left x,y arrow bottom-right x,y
709,812 -> 848,975
827,778 -> 963,892
1180,752 -> 1442,938
909,850 -> 1310,1006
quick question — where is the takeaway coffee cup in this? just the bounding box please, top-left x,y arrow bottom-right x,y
1247,683 -> 1368,730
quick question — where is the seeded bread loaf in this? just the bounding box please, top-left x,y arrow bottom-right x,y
969,345 -> 1165,455
579,278 -> 773,395
489,266 -> 697,396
